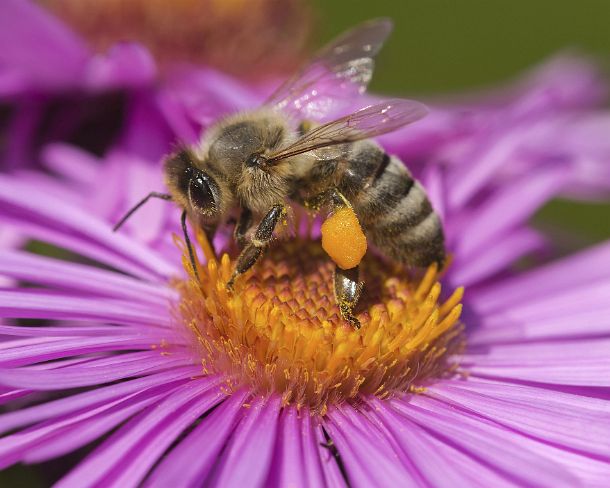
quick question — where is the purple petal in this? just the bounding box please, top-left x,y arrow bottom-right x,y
2,98 -> 44,169
0,0 -> 89,90
450,228 -> 546,287
267,406 -> 329,488
463,338 -> 610,386
0,388 -> 30,406
470,241 -> 610,314
3,218 -> 167,281
391,396 -> 578,487
427,378 -> 610,458
23,388 -> 169,464
0,367 -> 200,434
0,289 -> 170,327
0,176 -> 176,279
56,378 -> 223,488
84,43 -> 156,90
0,333 -> 175,368
0,383 -> 172,469
165,66 -> 262,127
147,389 -> 249,487
453,167 -> 568,259
0,250 -> 173,304
313,418 -> 348,488
399,394 -> 610,486
0,324 -> 142,337
468,279 -> 610,343
41,143 -> 99,185
117,93 -> 175,161
209,396 -> 281,487
367,398 -> 515,487
324,406 -> 412,488
0,351 -> 193,389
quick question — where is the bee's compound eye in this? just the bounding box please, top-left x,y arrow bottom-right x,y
188,174 -> 216,214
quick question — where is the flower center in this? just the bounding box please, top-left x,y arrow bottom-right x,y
174,235 -> 464,415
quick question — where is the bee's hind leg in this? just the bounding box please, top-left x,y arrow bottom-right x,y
227,204 -> 285,290
334,265 -> 363,329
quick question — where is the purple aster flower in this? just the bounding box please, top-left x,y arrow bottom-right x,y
1,105 -> 610,486
2,6 -> 610,488
0,0 -> 276,171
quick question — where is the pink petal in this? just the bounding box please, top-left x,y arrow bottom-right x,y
427,378 -> 610,457
470,241 -> 610,314
454,168 -> 568,259
0,176 -> 175,279
0,384 -> 171,469
0,250 -> 173,304
367,398 -> 515,487
0,289 -> 170,328
210,396 -> 281,487
147,389 -> 248,487
56,377 -> 223,488
0,367 -> 200,434
391,396 -> 578,486
0,351 -> 193,389
0,0 -> 89,90
267,406 -> 329,488
401,394 -> 610,486
324,406 -> 412,488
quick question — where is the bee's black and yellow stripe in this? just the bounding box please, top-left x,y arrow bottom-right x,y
299,140 -> 445,267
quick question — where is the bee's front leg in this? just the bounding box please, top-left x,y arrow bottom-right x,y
233,207 -> 253,249
334,265 -> 363,329
227,204 -> 285,290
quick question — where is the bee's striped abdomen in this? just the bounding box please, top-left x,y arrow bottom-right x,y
345,143 -> 445,267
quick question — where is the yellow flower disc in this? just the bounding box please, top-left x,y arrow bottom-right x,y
173,234 -> 464,415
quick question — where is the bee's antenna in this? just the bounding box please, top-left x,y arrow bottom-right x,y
113,192 -> 172,231
181,209 -> 200,281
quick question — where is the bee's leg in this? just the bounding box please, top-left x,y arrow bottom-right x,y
334,265 -> 363,329
227,204 -> 285,290
233,207 -> 253,250
301,188 -> 349,214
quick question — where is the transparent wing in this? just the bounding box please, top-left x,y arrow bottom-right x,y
266,18 -> 393,120
268,99 -> 428,162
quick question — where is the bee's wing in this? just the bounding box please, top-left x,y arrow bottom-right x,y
266,18 -> 393,120
267,99 -> 428,162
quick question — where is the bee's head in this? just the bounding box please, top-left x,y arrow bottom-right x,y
203,113 -> 293,212
164,149 -> 223,219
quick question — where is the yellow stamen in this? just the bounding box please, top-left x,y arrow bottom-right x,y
173,230 -> 464,415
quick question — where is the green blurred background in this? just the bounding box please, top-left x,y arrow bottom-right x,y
4,0 -> 610,485
313,0 -> 610,248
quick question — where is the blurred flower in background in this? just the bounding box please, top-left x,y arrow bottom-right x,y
40,0 -> 311,79
0,0 -> 311,170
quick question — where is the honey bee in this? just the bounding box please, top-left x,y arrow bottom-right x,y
114,19 -> 445,328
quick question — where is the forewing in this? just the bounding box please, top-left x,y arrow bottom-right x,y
266,18 -> 393,120
268,99 -> 428,162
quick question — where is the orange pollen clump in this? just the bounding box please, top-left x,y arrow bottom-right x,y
321,207 -> 368,270
173,232 -> 464,415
